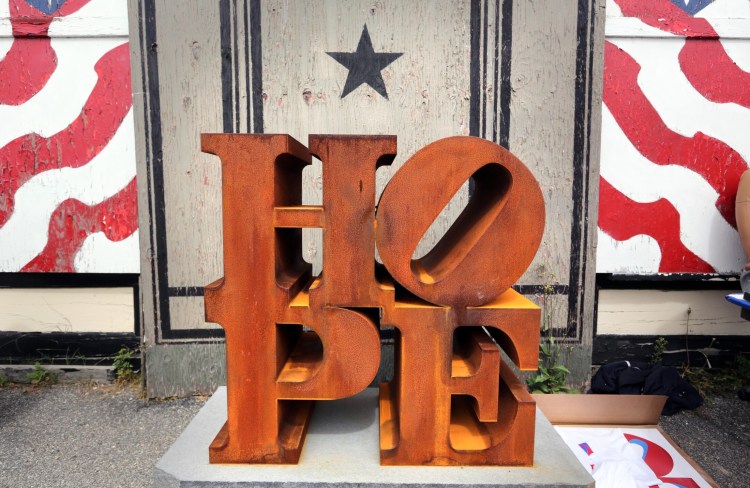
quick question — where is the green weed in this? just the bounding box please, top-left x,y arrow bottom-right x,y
526,335 -> 577,394
683,355 -> 750,398
525,278 -> 580,394
112,347 -> 139,383
651,337 -> 668,365
27,362 -> 56,385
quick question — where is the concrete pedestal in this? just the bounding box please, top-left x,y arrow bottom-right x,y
154,387 -> 594,487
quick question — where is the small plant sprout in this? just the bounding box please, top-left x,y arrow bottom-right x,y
27,362 -> 56,385
112,347 -> 139,383
526,279 -> 578,394
651,337 -> 668,365
526,335 -> 575,394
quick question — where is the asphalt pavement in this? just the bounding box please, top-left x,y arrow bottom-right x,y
0,383 -> 748,487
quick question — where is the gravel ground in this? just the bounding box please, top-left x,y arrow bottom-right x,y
660,394 -> 750,488
0,384 -> 205,488
0,383 -> 748,487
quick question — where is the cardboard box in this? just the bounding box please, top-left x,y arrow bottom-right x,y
533,394 -> 719,488
533,393 -> 667,425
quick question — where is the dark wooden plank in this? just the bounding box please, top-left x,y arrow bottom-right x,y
0,332 -> 139,365
593,334 -> 750,368
0,273 -> 138,288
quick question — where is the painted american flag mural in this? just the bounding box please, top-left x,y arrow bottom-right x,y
0,0 -> 138,273
597,0 -> 750,274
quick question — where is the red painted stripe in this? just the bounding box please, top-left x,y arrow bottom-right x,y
0,42 -> 132,226
21,177 -> 138,272
603,41 -> 747,228
613,0 -> 718,38
0,36 -> 56,105
9,15 -> 52,37
615,0 -> 750,110
598,178 -> 714,273
9,0 -> 92,37
679,38 -> 750,110
1,0 -> 96,102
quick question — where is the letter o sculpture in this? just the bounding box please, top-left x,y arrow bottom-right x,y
375,136 -> 545,307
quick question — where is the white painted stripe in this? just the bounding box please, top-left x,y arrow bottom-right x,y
0,37 -> 11,63
695,0 -> 750,22
600,105 -> 745,273
606,17 -> 750,39
48,0 -> 129,37
606,0 -> 750,39
0,0 -> 8,48
719,37 -> 750,72
0,287 -> 134,333
74,230 -> 140,273
605,0 -> 624,18
0,0 -> 9,57
0,0 -> 128,38
0,110 -> 136,271
0,37 -> 121,144
606,18 -> 680,39
610,37 -> 750,162
596,230 -> 661,274
604,4 -> 750,73
0,2 -> 9,39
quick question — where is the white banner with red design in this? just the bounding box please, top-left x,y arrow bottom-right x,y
0,0 -> 138,273
597,0 -> 750,274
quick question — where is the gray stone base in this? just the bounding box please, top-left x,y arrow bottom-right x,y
154,387 -> 594,487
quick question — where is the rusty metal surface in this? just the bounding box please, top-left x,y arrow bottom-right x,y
202,134 -> 544,465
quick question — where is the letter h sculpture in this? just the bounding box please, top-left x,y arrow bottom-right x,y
202,134 -> 545,466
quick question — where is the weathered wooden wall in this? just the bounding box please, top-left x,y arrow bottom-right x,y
129,0 -> 604,397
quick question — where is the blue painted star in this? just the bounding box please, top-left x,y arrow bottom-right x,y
25,0 -> 68,15
327,25 -> 402,99
669,0 -> 715,16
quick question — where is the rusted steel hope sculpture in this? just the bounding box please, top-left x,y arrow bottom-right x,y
202,134 -> 545,466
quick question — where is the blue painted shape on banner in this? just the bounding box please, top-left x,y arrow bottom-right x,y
669,0 -> 715,16
627,438 -> 650,460
24,0 -> 68,15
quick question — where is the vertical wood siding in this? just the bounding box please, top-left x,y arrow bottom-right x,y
130,0 -> 604,396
